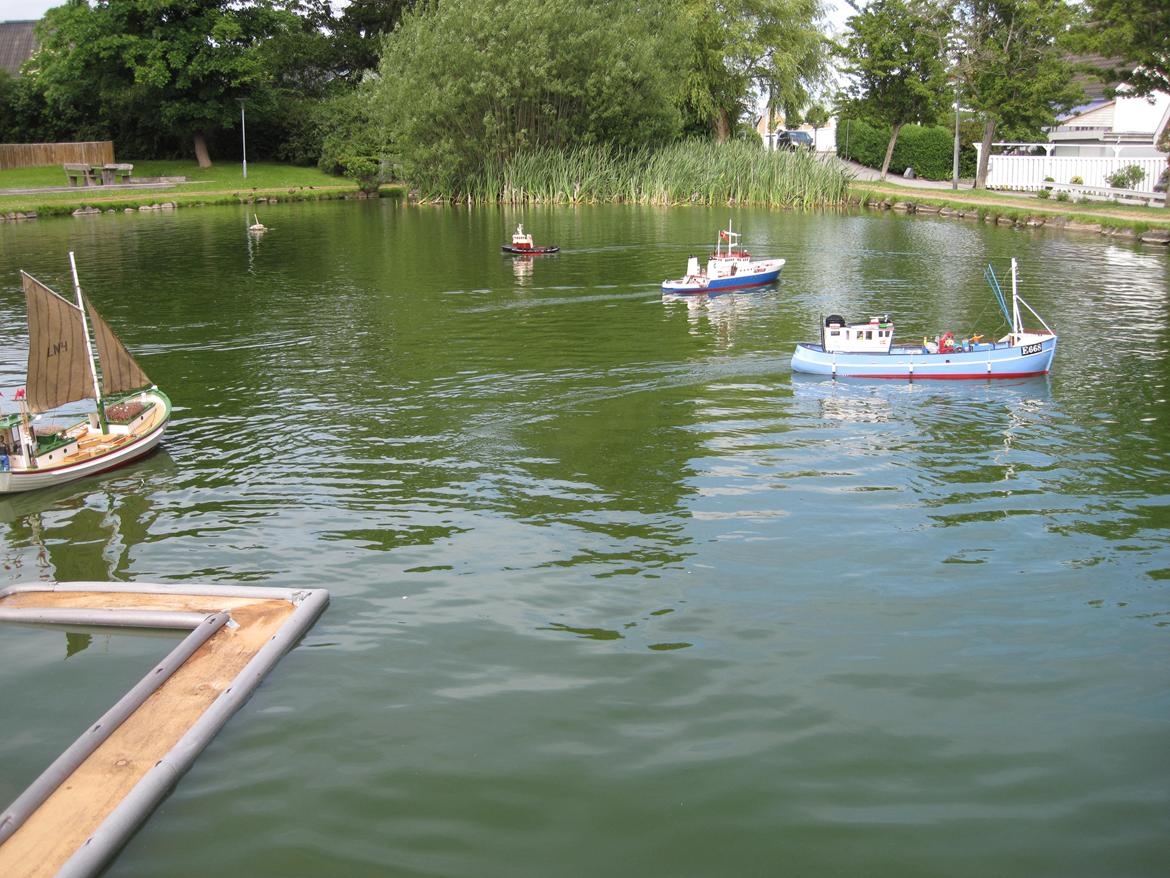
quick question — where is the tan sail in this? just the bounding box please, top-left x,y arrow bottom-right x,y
21,272 -> 94,414
84,296 -> 151,396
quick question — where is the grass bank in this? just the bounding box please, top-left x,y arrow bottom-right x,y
849,180 -> 1170,238
442,141 -> 852,207
0,160 -> 402,218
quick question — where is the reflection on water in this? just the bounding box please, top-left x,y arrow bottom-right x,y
662,286 -> 782,351
65,631 -> 92,658
509,253 -> 534,283
1,204 -> 1168,878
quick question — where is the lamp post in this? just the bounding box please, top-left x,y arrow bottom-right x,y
238,98 -> 248,180
952,86 -> 961,190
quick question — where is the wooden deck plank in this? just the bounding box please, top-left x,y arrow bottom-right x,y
54,403 -> 169,467
0,592 -> 296,877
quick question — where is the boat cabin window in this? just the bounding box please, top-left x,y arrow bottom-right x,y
866,330 -> 873,340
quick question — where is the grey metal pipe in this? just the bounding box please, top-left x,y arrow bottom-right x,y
0,608 -> 209,630
0,613 -> 229,847
1,581 -> 311,602
54,589 -> 329,878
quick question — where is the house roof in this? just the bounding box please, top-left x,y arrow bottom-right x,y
0,20 -> 38,77
1059,99 -> 1112,122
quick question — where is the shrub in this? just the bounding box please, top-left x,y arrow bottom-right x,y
835,118 -> 976,180
1036,189 -> 1050,199
1070,175 -> 1083,184
1043,176 -> 1054,182
376,0 -> 684,193
1105,164 -> 1145,189
1055,191 -> 1070,202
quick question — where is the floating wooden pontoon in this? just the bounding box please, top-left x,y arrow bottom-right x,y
0,582 -> 329,878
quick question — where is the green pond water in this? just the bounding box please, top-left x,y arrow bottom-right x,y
1,200 -> 1168,877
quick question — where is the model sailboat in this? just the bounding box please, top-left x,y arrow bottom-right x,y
0,254 -> 171,493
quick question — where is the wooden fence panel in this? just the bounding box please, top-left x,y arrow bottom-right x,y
0,142 -> 115,170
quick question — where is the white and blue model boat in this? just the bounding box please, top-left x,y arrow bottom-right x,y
791,258 -> 1057,380
662,224 -> 785,294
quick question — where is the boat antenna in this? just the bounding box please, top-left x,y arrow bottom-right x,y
983,262 -> 1011,326
69,252 -> 109,434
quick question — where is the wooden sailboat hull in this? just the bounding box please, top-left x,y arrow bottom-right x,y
0,389 -> 171,493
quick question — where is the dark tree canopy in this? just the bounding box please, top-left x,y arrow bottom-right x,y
1084,0 -> 1169,97
329,0 -> 417,80
2,0 -> 836,177
32,0 -> 301,166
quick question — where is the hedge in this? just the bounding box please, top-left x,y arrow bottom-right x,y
836,118 -> 977,180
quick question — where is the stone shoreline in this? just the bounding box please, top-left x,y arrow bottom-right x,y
850,196 -> 1170,246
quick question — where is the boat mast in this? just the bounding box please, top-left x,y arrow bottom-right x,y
1010,257 -> 1023,339
16,393 -> 36,468
69,252 -> 109,434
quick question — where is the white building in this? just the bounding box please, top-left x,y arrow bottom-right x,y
979,85 -> 1169,196
1047,90 -> 1170,158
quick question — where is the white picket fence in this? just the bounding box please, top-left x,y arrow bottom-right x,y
986,155 -> 1166,194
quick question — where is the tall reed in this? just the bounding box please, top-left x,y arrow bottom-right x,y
416,140 -> 852,207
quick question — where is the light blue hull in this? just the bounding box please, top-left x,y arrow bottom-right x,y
791,336 -> 1057,379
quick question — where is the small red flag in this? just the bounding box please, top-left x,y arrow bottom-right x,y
719,230 -> 729,240
15,388 -> 25,400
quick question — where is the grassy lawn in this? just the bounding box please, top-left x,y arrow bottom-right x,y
1,159 -> 345,190
850,180 -> 1170,230
0,160 -> 381,215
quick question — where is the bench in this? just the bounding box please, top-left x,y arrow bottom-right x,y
1041,181 -> 1166,207
63,163 -> 99,186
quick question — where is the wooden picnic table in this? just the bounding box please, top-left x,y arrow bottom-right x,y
62,162 -> 134,187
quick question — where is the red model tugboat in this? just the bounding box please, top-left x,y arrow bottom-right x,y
501,224 -> 559,255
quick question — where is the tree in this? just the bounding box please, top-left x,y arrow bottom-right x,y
952,0 -> 1085,189
806,103 -> 830,145
328,0 -> 417,80
316,84 -> 391,190
1083,0 -> 1168,97
839,0 -> 951,179
1083,0 -> 1169,207
32,0 -> 300,167
680,0 -> 828,142
374,0 -> 685,194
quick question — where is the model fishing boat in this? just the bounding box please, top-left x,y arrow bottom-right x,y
662,223 -> 785,294
790,258 -> 1057,379
501,223 -> 559,255
0,254 -> 171,493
